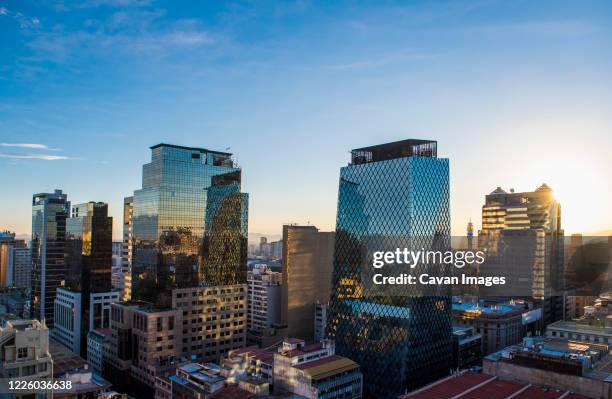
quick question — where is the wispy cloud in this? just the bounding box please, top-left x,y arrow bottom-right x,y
0,6 -> 40,29
0,153 -> 71,161
322,53 -> 438,71
1,143 -> 51,149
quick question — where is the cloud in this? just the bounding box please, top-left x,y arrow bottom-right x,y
322,53 -> 438,71
0,153 -> 71,160
0,143 -> 50,149
0,6 -> 40,29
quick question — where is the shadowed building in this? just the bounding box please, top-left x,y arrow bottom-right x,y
326,139 -> 452,398
31,189 -> 70,327
281,225 -> 334,341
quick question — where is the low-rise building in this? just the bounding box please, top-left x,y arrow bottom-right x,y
452,298 -> 540,354
273,338 -> 362,399
0,319 -> 52,389
483,336 -> 612,399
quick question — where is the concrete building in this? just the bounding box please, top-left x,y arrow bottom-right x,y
87,328 -> 112,375
281,225 -> 334,341
0,232 -> 30,288
221,346 -> 275,383
273,338 -> 362,399
246,264 -> 283,347
483,336 -> 612,399
314,302 -> 328,342
546,294 -> 612,345
0,319 -> 53,389
169,363 -> 226,398
478,184 -> 565,325
53,288 -> 118,355
401,371 -> 589,399
452,298 -> 540,355
52,288 -> 82,354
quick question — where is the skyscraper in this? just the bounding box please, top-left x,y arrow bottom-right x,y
479,184 -> 564,324
31,189 -> 70,327
130,144 -> 241,307
64,201 -> 113,355
326,139 -> 452,398
281,225 -> 334,341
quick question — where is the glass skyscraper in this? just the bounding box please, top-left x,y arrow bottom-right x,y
326,139 -> 452,399
65,201 -> 113,356
31,189 -> 70,327
131,144 -> 244,308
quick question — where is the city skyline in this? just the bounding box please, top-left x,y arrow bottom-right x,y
2,0 -> 612,238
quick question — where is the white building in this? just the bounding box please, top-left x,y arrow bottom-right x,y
0,319 -> 53,387
247,264 -> 282,333
53,288 -> 82,354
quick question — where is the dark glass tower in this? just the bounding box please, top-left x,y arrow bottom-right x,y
131,144 -> 243,308
326,139 -> 452,399
31,189 -> 70,327
201,171 -> 248,286
65,201 -> 113,356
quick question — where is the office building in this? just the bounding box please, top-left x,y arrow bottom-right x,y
326,139 -> 452,398
121,196 -> 133,301
401,371 -> 589,399
107,284 -> 246,390
131,144 -> 243,307
13,242 -> 31,289
0,319 -> 53,387
452,298 -> 540,355
31,189 -> 70,327
483,336 -> 612,399
478,184 -> 564,325
0,232 -> 30,288
273,338 -> 362,399
282,224 -> 334,341
546,293 -> 612,345
87,328 -> 112,375
52,288 -> 82,354
65,201 -> 113,356
247,264 -> 282,333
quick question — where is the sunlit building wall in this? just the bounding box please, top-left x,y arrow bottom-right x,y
130,144 -> 240,308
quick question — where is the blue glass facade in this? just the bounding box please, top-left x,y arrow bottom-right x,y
131,144 -> 243,307
326,139 -> 452,398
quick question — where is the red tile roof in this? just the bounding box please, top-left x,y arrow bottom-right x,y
401,372 -> 589,399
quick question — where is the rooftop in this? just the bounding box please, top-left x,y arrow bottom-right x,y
350,139 -> 437,164
293,355 -> 359,381
548,320 -> 612,336
401,372 -> 588,399
150,143 -> 232,156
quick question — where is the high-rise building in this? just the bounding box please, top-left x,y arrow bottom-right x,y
326,139 -> 452,398
64,201 -> 113,356
121,196 -> 133,301
247,264 -> 282,334
31,189 -> 70,327
281,225 -> 334,341
479,184 -> 564,325
13,242 -> 31,289
0,231 -> 15,287
130,144 -> 241,307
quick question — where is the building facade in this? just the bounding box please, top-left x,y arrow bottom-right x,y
326,139 -> 453,398
31,189 -> 70,327
282,225 -> 334,341
52,288 -> 82,354
478,184 -> 565,325
247,264 -> 282,333
121,196 -> 133,301
130,144 -> 242,308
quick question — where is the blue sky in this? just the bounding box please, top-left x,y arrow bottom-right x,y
1,0 -> 612,239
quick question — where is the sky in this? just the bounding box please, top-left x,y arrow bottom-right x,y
1,0 -> 611,240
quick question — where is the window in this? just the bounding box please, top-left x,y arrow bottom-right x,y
17,348 -> 27,359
